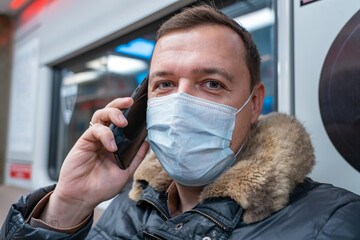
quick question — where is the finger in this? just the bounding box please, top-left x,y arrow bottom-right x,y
91,108 -> 128,127
105,97 -> 133,109
127,141 -> 150,175
82,123 -> 118,152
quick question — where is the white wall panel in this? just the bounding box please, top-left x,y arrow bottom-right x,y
38,0 -> 183,65
293,0 -> 360,194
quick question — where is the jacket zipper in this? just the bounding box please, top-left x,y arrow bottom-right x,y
140,198 -> 169,220
188,209 -> 228,231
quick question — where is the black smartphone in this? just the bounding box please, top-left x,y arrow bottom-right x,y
109,75 -> 148,169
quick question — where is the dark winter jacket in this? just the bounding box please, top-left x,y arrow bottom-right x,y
2,113 -> 360,239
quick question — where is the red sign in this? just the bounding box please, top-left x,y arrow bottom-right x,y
10,164 -> 32,180
10,0 -> 27,10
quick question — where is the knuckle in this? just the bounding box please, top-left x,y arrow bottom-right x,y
91,122 -> 102,130
111,108 -> 122,116
106,98 -> 121,107
93,109 -> 103,118
106,97 -> 132,108
92,124 -> 109,138
99,125 -> 113,138
94,108 -> 113,121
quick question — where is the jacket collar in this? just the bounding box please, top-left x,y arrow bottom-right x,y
129,112 -> 315,224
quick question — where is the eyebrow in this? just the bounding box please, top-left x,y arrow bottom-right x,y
149,68 -> 234,83
192,68 -> 234,83
149,71 -> 174,82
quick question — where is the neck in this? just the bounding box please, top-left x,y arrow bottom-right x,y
175,182 -> 204,212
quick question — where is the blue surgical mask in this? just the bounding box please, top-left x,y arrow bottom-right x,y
146,91 -> 253,186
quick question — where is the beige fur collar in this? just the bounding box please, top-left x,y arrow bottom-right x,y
129,112 -> 315,224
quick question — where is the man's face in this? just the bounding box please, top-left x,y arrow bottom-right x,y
148,24 -> 264,153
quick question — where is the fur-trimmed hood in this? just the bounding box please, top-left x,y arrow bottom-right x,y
129,112 -> 315,224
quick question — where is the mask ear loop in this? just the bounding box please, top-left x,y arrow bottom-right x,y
233,88 -> 255,159
234,138 -> 247,158
235,88 -> 255,115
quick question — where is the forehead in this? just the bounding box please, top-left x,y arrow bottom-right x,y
149,25 -> 249,87
152,24 -> 246,62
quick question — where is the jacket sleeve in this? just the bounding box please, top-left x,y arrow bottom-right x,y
315,200 -> 360,240
0,185 -> 92,240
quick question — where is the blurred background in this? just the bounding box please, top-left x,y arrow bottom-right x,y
0,0 -> 359,223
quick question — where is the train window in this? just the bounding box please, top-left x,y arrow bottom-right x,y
49,32 -> 157,180
49,0 -> 276,180
222,0 -> 276,114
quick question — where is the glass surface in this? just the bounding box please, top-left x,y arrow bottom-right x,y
52,37 -> 155,179
224,0 -> 276,114
50,0 -> 276,180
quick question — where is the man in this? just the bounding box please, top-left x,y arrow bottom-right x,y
2,5 -> 360,240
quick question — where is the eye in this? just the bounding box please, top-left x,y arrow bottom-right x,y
205,80 -> 222,89
157,81 -> 174,89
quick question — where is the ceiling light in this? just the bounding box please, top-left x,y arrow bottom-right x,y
234,8 -> 274,32
63,71 -> 102,85
107,55 -> 148,75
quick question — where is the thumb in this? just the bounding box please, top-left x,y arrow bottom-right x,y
127,141 -> 150,176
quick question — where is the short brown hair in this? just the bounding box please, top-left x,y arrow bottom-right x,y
157,5 -> 261,90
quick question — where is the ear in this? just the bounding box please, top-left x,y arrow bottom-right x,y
250,82 -> 265,124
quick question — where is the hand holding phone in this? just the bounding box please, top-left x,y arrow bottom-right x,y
43,77 -> 150,228
109,76 -> 148,169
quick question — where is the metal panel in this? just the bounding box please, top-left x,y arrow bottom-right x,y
277,0 -> 294,114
